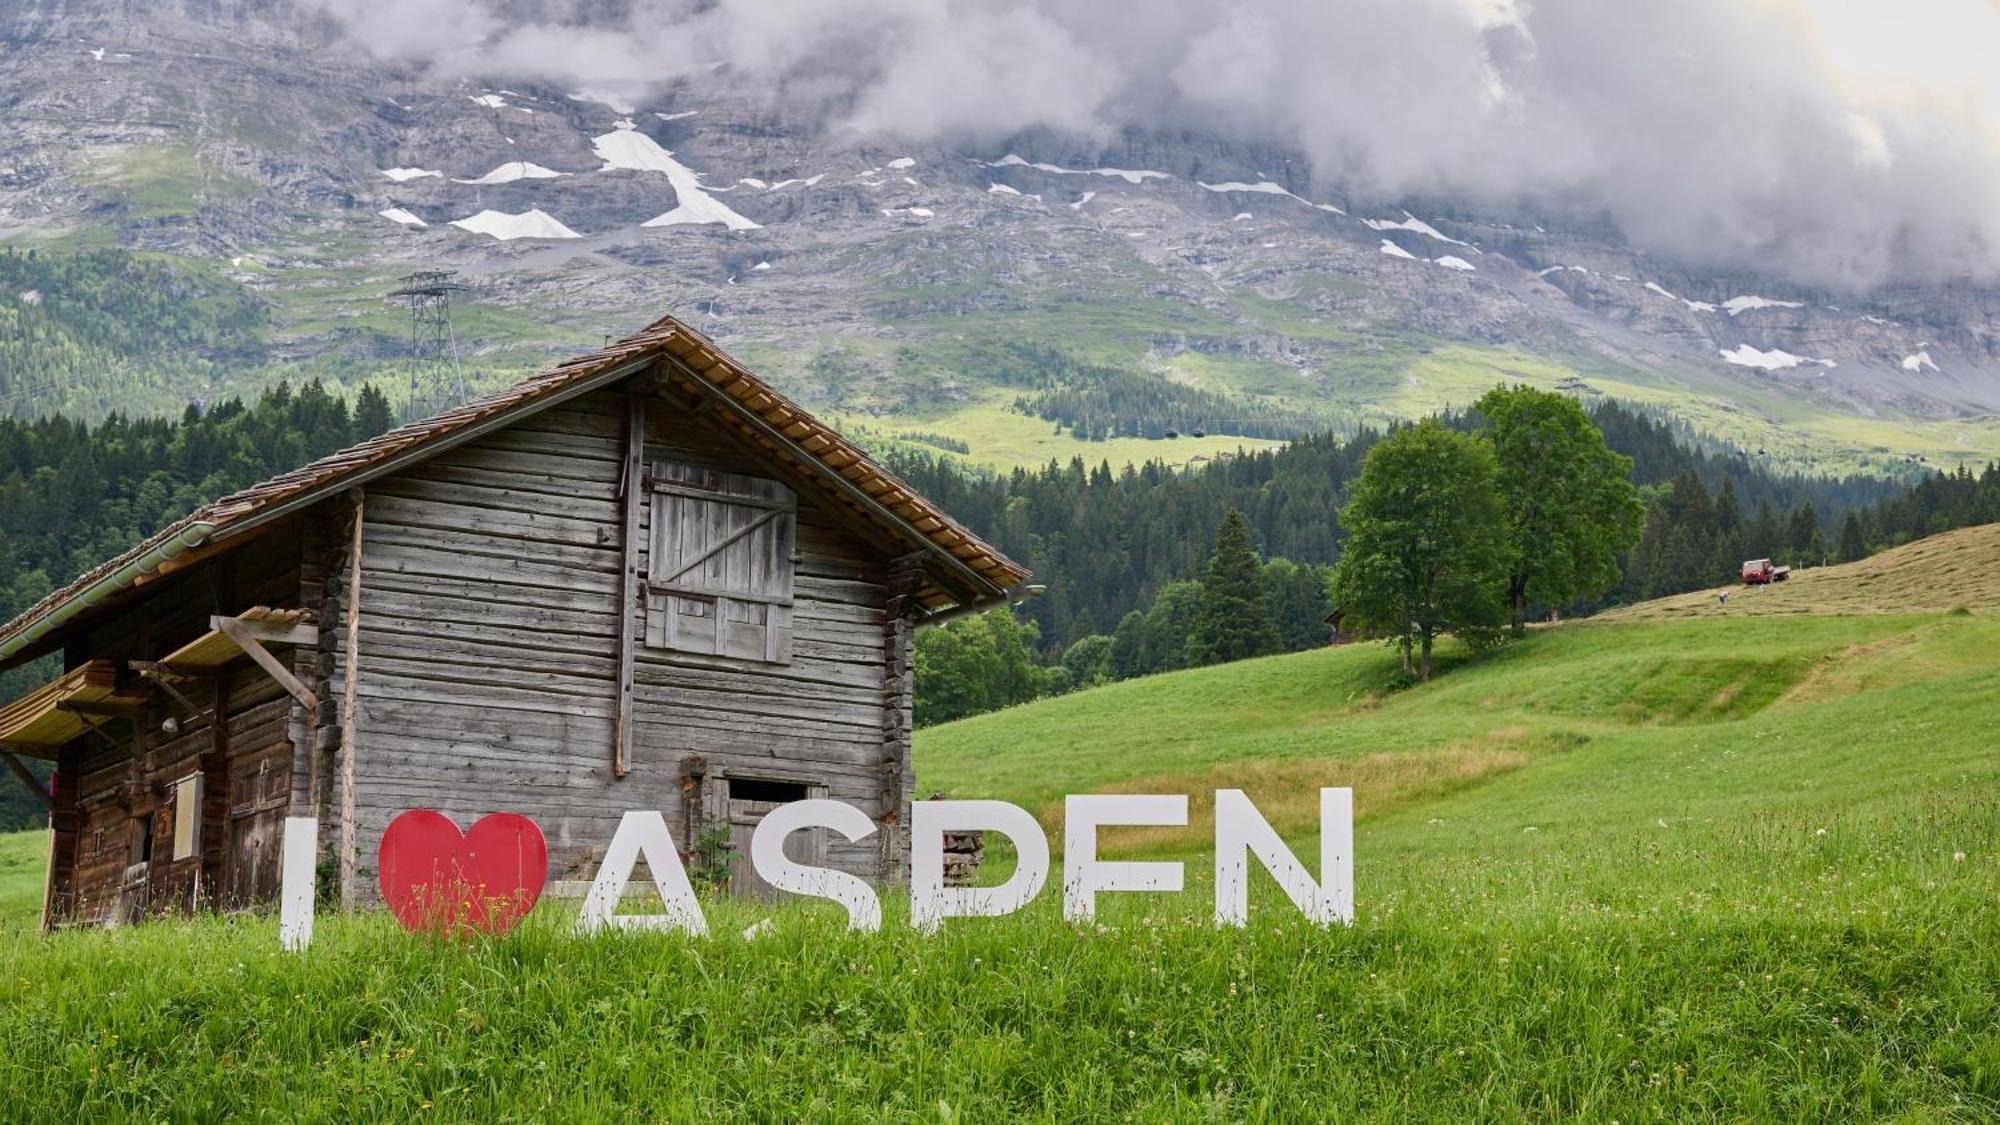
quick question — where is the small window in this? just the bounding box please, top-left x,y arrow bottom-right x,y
645,461 -> 797,663
171,774 -> 203,861
728,777 -> 809,804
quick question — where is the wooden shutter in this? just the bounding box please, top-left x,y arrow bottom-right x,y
645,461 -> 797,663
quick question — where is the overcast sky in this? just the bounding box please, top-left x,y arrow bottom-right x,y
302,0 -> 2000,290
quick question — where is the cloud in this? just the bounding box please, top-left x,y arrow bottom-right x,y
296,0 -> 2000,290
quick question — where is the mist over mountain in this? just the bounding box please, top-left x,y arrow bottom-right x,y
1,0 -> 1997,474
281,0 -> 2000,291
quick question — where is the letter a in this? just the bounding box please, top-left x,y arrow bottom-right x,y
576,811 -> 708,935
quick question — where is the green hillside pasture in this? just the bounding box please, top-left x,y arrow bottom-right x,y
0,611 -> 1994,1118
918,613 -> 2000,839
0,828 -> 46,930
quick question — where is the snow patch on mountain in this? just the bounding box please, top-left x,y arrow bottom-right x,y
1718,345 -> 1832,371
991,155 -> 1169,183
887,157 -> 916,170
1644,281 -> 1717,312
655,110 -> 698,122
1902,350 -> 1939,373
1199,180 -> 1347,215
380,167 -> 441,183
1071,191 -> 1096,209
452,161 -> 567,185
593,124 -> 762,231
988,183 -> 1021,196
469,94 -> 507,109
1433,255 -> 1475,271
449,209 -> 580,240
377,207 -> 427,228
1201,180 -> 1292,196
1722,295 -> 1805,316
767,175 -> 824,189
1362,212 -> 1472,249
1379,239 -> 1417,261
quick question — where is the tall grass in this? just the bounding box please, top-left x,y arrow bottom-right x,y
1,608 -> 1996,1118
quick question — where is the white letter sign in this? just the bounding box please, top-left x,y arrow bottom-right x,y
909,799 -> 1050,933
1214,787 -> 1353,926
749,799 -> 882,931
575,811 -> 708,935
279,816 -> 317,952
1063,794 -> 1187,922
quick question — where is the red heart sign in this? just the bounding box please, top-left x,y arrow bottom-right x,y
377,810 -> 548,936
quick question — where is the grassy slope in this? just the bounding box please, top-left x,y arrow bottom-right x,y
1604,522 -> 2000,621
0,540 -> 1997,1118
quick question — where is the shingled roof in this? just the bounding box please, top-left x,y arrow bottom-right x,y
0,313 -> 1028,665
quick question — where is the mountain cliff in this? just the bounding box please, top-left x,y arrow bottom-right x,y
1,1 -> 1995,474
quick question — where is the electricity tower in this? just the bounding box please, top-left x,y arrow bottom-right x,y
388,270 -> 468,418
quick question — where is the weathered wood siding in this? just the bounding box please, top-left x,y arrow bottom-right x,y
336,389 -> 904,895
54,535 -> 303,926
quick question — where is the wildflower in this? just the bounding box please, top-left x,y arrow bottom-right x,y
1953,851 -> 1967,862
1815,828 -> 1828,838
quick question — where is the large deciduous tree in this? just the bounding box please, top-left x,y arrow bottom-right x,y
1332,420 -> 1512,680
1476,386 -> 1644,631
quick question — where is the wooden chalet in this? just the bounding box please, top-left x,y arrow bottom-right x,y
0,314 -> 1029,928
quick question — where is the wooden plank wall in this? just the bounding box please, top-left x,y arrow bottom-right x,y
336,388 -> 903,894
57,535 -> 302,925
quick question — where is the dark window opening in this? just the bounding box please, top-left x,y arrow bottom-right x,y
729,777 -> 809,804
130,815 -> 154,866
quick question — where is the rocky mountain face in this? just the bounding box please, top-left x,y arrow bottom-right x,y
2,1 -> 1997,471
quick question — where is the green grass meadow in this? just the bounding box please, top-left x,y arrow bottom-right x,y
0,575 -> 1997,1117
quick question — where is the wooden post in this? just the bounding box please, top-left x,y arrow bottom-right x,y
43,745 -> 79,931
338,490 -> 365,908
878,553 -> 925,883
613,390 -> 646,779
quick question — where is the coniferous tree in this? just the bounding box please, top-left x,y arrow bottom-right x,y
354,383 -> 394,438
1788,502 -> 1823,567
1838,511 -> 1868,563
1188,509 -> 1279,665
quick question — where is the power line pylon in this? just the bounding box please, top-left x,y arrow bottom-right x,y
388,269 -> 468,418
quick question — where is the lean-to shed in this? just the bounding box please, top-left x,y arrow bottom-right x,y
0,314 -> 1029,927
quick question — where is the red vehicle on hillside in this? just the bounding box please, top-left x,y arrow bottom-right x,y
1740,558 -> 1791,585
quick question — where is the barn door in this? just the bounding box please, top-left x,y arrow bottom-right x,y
704,775 -> 828,899
222,698 -> 292,909
645,462 -> 796,664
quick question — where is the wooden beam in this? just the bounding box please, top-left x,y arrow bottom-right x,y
655,508 -> 784,584
130,663 -> 201,714
613,391 -> 644,779
214,617 -> 319,711
0,750 -> 49,812
209,617 -> 318,648
338,491 -> 365,908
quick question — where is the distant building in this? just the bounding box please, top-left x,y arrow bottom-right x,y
0,314 -> 1028,928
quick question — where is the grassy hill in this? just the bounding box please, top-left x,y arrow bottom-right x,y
0,532 -> 1996,1118
1602,522 -> 2000,621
